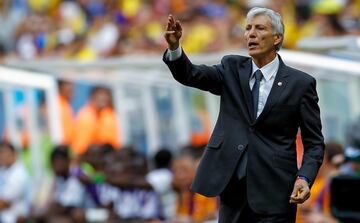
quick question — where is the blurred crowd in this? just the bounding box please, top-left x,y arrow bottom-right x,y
0,79 -> 217,222
0,0 -> 359,61
0,141 -> 220,222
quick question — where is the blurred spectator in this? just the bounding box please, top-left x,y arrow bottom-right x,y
0,142 -> 30,223
57,80 -> 75,145
147,148 -> 176,219
171,147 -> 218,223
326,117 -> 360,223
181,13 -> 222,53
343,116 -> 360,174
72,86 -> 121,155
100,146 -> 162,222
297,141 -> 345,223
312,0 -> 348,36
30,145 -> 86,223
72,144 -> 112,209
341,0 -> 360,35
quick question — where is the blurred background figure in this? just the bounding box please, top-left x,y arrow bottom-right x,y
72,86 -> 121,155
57,80 -> 75,145
297,141 -> 345,223
171,147 -> 218,223
146,148 -> 176,220
100,146 -> 162,222
342,116 -> 360,175
325,117 -> 360,223
71,144 -> 111,209
0,142 -> 30,223
32,145 -> 86,223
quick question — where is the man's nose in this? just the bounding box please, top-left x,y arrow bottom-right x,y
248,27 -> 256,38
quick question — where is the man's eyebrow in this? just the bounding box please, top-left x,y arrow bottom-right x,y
246,23 -> 266,26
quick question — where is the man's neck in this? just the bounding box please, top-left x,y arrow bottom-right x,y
252,52 -> 277,68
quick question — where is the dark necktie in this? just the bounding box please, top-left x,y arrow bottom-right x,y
237,70 -> 263,180
252,69 -> 263,120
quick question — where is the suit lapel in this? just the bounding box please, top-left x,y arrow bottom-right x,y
238,59 -> 253,122
255,57 -> 289,124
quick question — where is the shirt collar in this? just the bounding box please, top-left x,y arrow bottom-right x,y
251,55 -> 279,82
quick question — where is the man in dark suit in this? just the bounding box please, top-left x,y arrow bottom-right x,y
163,7 -> 324,222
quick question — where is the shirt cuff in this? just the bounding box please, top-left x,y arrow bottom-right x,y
166,45 -> 182,61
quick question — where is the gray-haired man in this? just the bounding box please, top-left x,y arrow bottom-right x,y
163,7 -> 324,222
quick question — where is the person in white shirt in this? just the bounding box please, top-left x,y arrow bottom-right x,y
40,145 -> 86,223
146,148 -> 176,219
0,142 -> 30,223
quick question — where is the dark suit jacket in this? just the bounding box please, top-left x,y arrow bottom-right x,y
163,50 -> 325,215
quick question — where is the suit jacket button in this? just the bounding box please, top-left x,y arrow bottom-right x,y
237,145 -> 244,151
249,127 -> 254,132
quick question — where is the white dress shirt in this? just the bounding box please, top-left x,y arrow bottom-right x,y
166,47 -> 280,118
250,55 -> 279,118
167,46 -> 182,61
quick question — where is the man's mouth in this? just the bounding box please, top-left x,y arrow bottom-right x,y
248,42 -> 259,48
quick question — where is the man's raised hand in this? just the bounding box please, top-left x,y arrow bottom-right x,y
164,15 -> 182,50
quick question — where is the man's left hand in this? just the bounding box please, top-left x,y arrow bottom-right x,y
289,178 -> 310,204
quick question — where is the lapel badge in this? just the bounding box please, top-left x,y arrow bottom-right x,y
277,81 -> 283,86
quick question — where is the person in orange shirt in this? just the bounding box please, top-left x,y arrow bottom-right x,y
172,148 -> 218,223
71,86 -> 121,155
57,80 -> 75,145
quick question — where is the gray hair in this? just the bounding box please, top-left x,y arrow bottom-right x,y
246,7 -> 284,51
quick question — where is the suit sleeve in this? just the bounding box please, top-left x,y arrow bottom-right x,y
297,77 -> 325,185
163,49 -> 224,95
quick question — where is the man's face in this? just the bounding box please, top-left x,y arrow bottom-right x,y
244,14 -> 282,59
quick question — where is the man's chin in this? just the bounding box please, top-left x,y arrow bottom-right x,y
248,49 -> 266,59
248,50 -> 259,57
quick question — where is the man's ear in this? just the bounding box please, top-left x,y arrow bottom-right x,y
274,34 -> 282,46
